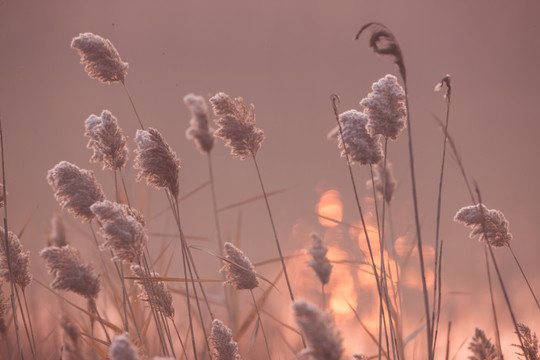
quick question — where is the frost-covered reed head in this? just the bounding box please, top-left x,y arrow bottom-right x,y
109,333 -> 141,360
184,93 -> 215,154
85,110 -> 128,170
209,319 -> 241,360
0,228 -> 32,289
134,128 -> 181,200
71,32 -> 128,84
47,161 -> 106,223
210,92 -> 265,160
360,74 -> 407,140
91,200 -> 147,264
40,245 -> 100,300
468,328 -> 498,360
220,242 -> 259,290
367,161 -> 397,204
131,265 -> 174,318
454,204 -> 512,247
333,109 -> 382,166
293,300 -> 344,360
307,233 -> 332,286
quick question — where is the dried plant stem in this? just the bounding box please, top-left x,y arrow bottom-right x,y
483,246 -> 503,359
403,83 -> 432,360
121,81 -> 145,129
88,298 -> 111,344
322,283 -> 326,311
172,319 -> 188,359
14,285 -> 36,359
161,314 -> 177,359
0,119 -> 24,359
331,95 -> 387,358
507,244 -> 540,311
250,290 -> 272,360
445,322 -> 452,360
250,153 -> 295,303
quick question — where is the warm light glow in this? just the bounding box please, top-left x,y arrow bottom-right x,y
326,246 -> 357,317
317,190 -> 343,228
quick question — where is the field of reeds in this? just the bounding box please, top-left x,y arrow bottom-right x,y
1,2 -> 539,359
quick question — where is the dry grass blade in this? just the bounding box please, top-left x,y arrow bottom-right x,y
148,180 -> 210,221
16,204 -> 39,240
345,298 -> 387,358
217,186 -> 291,212
125,276 -> 222,283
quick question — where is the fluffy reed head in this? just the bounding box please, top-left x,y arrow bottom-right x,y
360,74 -> 407,140
209,319 -> 242,360
367,161 -> 397,204
48,210 -> 68,247
468,328 -> 498,360
47,161 -> 106,223
515,323 -> 540,360
293,300 -> 344,360
85,109 -> 128,170
307,232 -> 332,286
454,204 -> 512,247
91,200 -> 147,264
71,32 -> 128,84
220,242 -> 259,290
60,316 -> 81,360
333,109 -> 382,165
109,333 -> 141,360
209,92 -> 265,160
130,265 -> 174,318
0,228 -> 32,289
134,128 -> 181,200
40,245 -> 100,300
184,93 -> 215,154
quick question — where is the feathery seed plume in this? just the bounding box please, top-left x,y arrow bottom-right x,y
514,323 -> 540,360
85,110 -> 128,170
48,211 -> 68,247
0,228 -> 32,289
91,200 -> 147,264
131,265 -> 174,318
367,161 -> 397,204
293,300 -> 344,360
184,93 -> 215,154
209,319 -> 242,360
333,109 -> 382,165
109,333 -> 141,360
47,161 -> 106,223
360,74 -> 407,140
210,92 -> 265,160
134,128 -> 181,200
60,316 -> 81,360
307,233 -> 332,286
40,245 -> 100,300
220,242 -> 259,290
71,32 -> 128,84
454,204 -> 512,247
468,328 -> 498,360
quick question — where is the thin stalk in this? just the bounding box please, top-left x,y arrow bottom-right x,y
121,81 -> 144,129
322,283 -> 326,311
250,289 -> 272,360
14,285 -> 36,359
162,315 -> 177,359
21,289 -> 37,356
507,244 -> 540,311
484,246 -> 503,359
0,118 -> 24,360
445,322 -> 452,360
88,298 -> 112,344
172,320 -> 188,359
403,82 -> 432,360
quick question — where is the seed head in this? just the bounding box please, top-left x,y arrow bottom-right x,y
131,265 -> 174,318
109,333 -> 141,360
85,109 -> 128,170
209,319 -> 242,360
468,328 -> 498,360
454,204 -> 512,247
367,161 -> 397,204
71,32 -> 128,84
220,242 -> 259,290
48,210 -> 68,247
307,233 -> 332,286
184,93 -> 215,154
210,92 -> 265,160
0,228 -> 32,289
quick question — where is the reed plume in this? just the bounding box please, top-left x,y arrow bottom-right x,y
293,300 -> 343,360
40,245 -> 100,300
0,228 -> 32,289
331,109 -> 382,165
60,316 -> 81,360
360,74 -> 407,140
454,204 -> 512,247
85,109 -> 128,170
367,161 -> 397,204
468,328 -> 498,360
47,161 -> 106,223
130,265 -> 174,318
515,323 -> 539,360
71,32 -> 128,84
209,319 -> 241,360
209,92 -> 264,160
184,93 -> 215,154
307,232 -> 332,286
109,333 -> 141,360
91,200 -> 147,264
47,211 -> 68,247
134,128 -> 181,200
221,242 -> 258,291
